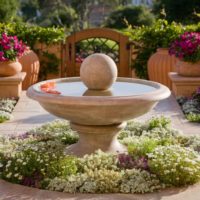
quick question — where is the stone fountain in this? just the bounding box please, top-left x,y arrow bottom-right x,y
27,53 -> 170,156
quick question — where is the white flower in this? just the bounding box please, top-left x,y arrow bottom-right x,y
6,172 -> 12,178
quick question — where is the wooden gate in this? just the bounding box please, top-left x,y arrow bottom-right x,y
61,28 -> 131,77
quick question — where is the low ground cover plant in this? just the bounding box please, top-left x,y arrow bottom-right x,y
0,117 -> 200,193
177,87 -> 200,123
0,98 -> 17,123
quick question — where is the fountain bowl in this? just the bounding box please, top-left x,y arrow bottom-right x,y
27,77 -> 170,126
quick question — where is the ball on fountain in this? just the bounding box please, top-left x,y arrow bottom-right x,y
80,53 -> 118,90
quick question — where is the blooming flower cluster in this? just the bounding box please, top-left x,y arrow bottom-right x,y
0,33 -> 26,62
169,32 -> 200,63
148,145 -> 200,186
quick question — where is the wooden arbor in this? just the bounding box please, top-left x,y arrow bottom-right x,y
61,28 -> 131,77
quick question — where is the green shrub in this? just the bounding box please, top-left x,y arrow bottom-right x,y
1,140 -> 77,184
148,145 -> 200,186
0,111 -> 12,123
78,150 -> 118,172
120,169 -> 163,193
48,169 -> 122,193
128,137 -> 158,158
181,135 -> 200,153
119,116 -> 180,146
48,168 -> 164,194
123,19 -> 200,78
0,22 -> 65,47
28,120 -> 79,144
148,116 -> 171,130
186,113 -> 200,123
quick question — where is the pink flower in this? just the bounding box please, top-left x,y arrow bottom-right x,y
0,33 -> 26,62
169,32 -> 200,62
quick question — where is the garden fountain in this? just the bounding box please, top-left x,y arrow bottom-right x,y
27,53 -> 170,156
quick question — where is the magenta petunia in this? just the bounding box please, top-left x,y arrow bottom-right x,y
0,33 -> 26,62
169,32 -> 200,62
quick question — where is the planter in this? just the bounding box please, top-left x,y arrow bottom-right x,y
147,48 -> 177,89
34,42 -> 61,80
0,61 -> 22,77
176,60 -> 200,77
19,50 -> 40,90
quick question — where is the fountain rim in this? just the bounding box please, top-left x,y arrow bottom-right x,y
27,77 -> 171,104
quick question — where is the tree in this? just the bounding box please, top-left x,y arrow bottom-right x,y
21,0 -> 39,22
70,0 -> 132,30
71,0 -> 96,30
104,5 -> 155,29
38,5 -> 77,27
0,0 -> 20,22
153,0 -> 200,24
21,0 -> 77,28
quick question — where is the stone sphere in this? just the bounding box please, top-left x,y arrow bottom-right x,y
80,53 -> 118,90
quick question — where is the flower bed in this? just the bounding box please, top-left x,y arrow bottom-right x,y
177,88 -> 200,123
0,117 -> 200,193
0,98 -> 17,123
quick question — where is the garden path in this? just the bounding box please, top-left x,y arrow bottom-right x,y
0,91 -> 199,136
0,91 -> 200,200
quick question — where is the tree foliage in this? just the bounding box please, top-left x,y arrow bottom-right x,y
153,0 -> 200,24
104,5 -> 155,29
37,5 -> 77,28
20,0 -> 77,28
0,0 -> 20,23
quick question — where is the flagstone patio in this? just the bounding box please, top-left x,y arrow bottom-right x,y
0,91 -> 200,200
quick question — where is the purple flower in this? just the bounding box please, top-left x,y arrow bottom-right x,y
117,153 -> 149,170
21,171 -> 43,188
197,87 -> 200,94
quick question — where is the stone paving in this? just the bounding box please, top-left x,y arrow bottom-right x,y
1,91 -> 199,136
0,91 -> 200,199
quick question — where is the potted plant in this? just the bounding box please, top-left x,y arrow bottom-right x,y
0,33 -> 26,77
146,20 -> 182,89
169,32 -> 200,77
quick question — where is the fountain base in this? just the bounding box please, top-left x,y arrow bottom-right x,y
66,122 -> 127,157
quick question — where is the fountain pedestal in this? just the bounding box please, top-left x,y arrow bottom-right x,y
67,122 -> 126,156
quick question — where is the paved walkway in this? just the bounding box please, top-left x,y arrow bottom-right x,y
0,91 -> 200,200
0,91 -> 199,136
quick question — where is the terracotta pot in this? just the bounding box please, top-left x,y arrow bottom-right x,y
0,61 -> 22,77
176,60 -> 200,77
19,50 -> 40,90
147,48 -> 177,89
